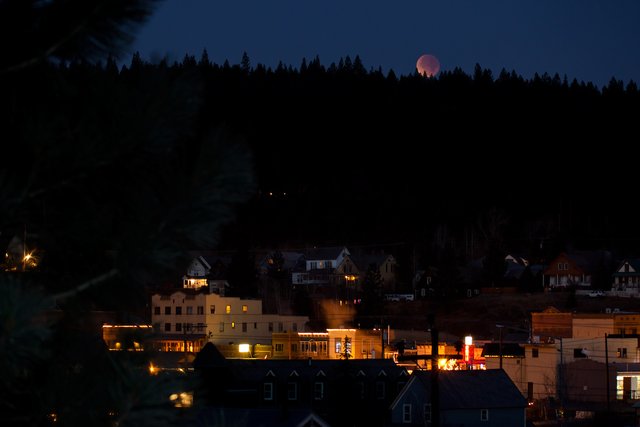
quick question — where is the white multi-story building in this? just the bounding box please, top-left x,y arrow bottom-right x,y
151,290 -> 309,353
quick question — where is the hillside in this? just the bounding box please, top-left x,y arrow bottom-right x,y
384,292 -> 640,340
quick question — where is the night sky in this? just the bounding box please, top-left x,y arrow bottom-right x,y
131,0 -> 640,87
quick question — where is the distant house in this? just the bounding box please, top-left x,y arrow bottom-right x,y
333,252 -> 399,293
612,258 -> 640,295
333,254 -> 361,286
413,267 -> 437,299
182,254 -> 231,295
543,252 -> 596,289
389,370 -> 527,426
258,250 -> 305,279
351,253 -> 398,293
505,254 -> 529,267
291,246 -> 349,286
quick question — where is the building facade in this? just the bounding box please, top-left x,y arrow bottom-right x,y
151,290 -> 309,353
612,259 -> 640,295
390,370 -> 527,426
271,329 -> 384,360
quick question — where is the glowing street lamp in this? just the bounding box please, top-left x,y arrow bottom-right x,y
239,343 -> 251,357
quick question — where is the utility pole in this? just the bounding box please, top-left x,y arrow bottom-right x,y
429,316 -> 440,427
605,333 -> 610,412
380,322 -> 385,359
559,337 -> 564,415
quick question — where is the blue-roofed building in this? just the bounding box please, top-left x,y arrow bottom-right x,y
194,342 -> 409,427
389,369 -> 527,426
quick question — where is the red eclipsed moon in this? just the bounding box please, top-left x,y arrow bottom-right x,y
416,54 -> 440,77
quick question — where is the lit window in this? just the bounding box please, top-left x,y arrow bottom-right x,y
481,409 -> 489,421
169,391 -> 193,408
263,383 -> 273,401
231,322 -> 235,329
242,305 -> 248,313
226,305 -> 231,314
335,338 -> 342,353
403,404 -> 412,423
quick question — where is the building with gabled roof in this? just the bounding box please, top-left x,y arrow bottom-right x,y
543,250 -> 612,290
612,258 -> 640,295
291,247 -> 349,287
194,343 -> 408,427
389,369 -> 526,426
350,253 -> 398,292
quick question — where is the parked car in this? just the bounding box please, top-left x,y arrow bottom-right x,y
588,290 -> 605,297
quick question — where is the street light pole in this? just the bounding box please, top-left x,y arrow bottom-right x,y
496,324 -> 504,369
605,333 -> 610,412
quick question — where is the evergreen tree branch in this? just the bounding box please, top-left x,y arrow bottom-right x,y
52,268 -> 119,302
0,0 -> 162,73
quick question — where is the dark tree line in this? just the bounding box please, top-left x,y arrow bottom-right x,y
6,48 -> 640,294
168,52 -> 637,256
2,1 -> 639,423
